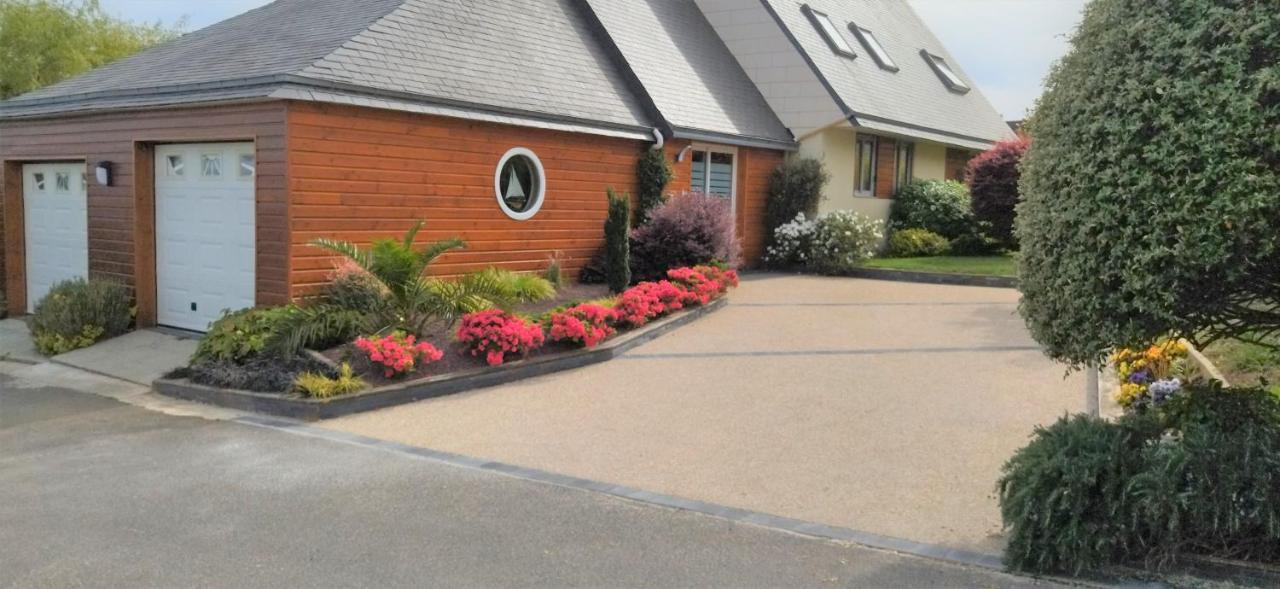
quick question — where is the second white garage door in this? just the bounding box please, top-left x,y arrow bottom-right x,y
155,143 -> 256,332
23,162 -> 88,312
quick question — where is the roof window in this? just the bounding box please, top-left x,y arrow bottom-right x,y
850,24 -> 897,71
802,5 -> 856,59
921,50 -> 969,93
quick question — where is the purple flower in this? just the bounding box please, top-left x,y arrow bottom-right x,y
1128,370 -> 1151,384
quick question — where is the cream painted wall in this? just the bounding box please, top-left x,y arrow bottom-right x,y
796,128 -> 953,224
913,142 -> 947,181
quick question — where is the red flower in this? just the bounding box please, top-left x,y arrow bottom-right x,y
457,310 -> 545,366
354,331 -> 444,378
548,303 -> 618,348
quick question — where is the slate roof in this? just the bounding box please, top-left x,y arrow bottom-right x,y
761,0 -> 1013,148
581,0 -> 794,148
0,0 -> 655,138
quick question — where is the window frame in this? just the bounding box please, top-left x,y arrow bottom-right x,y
854,136 -> 878,197
849,24 -> 897,71
895,141 -> 914,193
802,5 -> 856,59
920,50 -> 970,94
688,143 -> 738,214
493,147 -> 547,221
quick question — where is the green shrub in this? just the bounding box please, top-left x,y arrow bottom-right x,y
294,363 -> 365,399
1016,0 -> 1280,367
888,229 -> 949,257
604,188 -> 631,293
30,278 -> 132,356
998,414 -> 1152,574
193,306 -> 297,364
635,148 -> 672,225
543,251 -> 564,288
948,229 -> 1004,257
320,261 -> 387,313
765,158 -> 829,243
889,180 -> 974,240
1000,383 -> 1280,573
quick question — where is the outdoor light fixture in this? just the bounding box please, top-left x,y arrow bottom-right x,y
94,161 -> 112,186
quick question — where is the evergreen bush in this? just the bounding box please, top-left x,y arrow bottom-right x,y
889,180 -> 973,239
635,148 -> 673,225
604,189 -> 631,293
765,158 -> 828,243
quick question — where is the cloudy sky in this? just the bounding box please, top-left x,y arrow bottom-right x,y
98,0 -> 1087,120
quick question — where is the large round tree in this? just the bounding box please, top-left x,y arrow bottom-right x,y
1017,0 -> 1280,367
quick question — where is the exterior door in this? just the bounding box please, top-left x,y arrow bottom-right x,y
23,162 -> 88,312
154,143 -> 256,331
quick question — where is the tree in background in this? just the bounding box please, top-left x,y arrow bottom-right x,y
966,135 -> 1028,250
1017,0 -> 1280,367
764,157 -> 828,244
634,148 -> 672,225
0,0 -> 181,99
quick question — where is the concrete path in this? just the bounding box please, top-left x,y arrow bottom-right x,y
0,319 -> 40,364
324,274 -> 1085,555
52,328 -> 198,385
0,375 -> 1063,588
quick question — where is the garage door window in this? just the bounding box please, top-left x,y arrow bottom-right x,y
201,154 -> 223,177
239,155 -> 255,178
166,155 -> 184,176
55,172 -> 70,191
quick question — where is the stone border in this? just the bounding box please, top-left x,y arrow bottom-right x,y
845,267 -> 1017,289
154,298 -> 726,421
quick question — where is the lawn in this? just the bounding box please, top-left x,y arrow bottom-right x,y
1199,335 -> 1280,394
863,255 -> 1017,277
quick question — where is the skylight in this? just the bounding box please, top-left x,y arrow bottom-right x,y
849,24 -> 897,71
920,50 -> 970,93
802,5 -> 856,59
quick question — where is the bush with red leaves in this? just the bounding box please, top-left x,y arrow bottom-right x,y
966,136 -> 1029,248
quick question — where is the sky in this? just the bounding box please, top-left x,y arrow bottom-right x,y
98,0 -> 1088,120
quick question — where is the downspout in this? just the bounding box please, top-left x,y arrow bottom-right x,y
650,127 -> 665,150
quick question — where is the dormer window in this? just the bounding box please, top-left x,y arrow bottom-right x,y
803,5 -> 856,59
921,50 -> 970,94
849,24 -> 897,71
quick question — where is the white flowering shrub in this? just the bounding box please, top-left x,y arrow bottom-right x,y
764,211 -> 881,274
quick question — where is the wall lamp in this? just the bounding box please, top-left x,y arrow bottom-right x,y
94,161 -> 113,187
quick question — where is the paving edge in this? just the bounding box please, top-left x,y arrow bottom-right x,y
231,415 -> 1025,576
846,267 -> 1018,289
153,298 -> 727,421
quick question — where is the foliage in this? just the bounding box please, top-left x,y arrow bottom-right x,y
193,306 -> 297,364
294,363 -> 365,399
998,414 -> 1153,574
1016,0 -> 1280,367
966,136 -> 1028,249
543,251 -> 565,289
635,148 -> 673,225
320,260 -> 387,314
864,255 -> 1017,278
352,331 -> 443,378
604,189 -> 631,293
30,277 -> 132,356
888,228 -> 950,258
0,0 -> 181,99
667,266 -> 725,306
763,211 -> 881,273
1000,383 -> 1280,573
613,280 -> 686,327
456,310 -> 544,366
547,303 -> 617,348
188,354 -> 332,393
947,229 -> 1004,257
1110,340 -> 1189,410
578,248 -> 607,285
889,180 -> 974,240
765,157 -> 829,243
630,192 -> 741,282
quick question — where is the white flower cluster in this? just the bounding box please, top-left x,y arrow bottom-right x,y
764,210 -> 883,274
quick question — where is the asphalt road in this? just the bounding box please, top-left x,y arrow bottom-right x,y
0,374 -> 1062,588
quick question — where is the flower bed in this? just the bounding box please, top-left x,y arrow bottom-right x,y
156,266 -> 738,418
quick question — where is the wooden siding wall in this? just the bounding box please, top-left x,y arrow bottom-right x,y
286,102 -> 644,297
0,102 -> 289,317
874,137 -> 898,198
664,139 -> 781,266
945,147 -> 975,182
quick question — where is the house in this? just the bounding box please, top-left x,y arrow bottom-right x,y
697,0 -> 1013,221
0,0 -> 790,330
0,0 -> 1006,331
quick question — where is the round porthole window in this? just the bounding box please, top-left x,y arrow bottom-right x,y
494,147 -> 546,220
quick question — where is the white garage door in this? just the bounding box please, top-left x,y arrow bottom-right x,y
155,143 -> 256,332
24,162 -> 88,312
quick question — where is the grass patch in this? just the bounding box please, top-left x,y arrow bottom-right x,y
863,255 -> 1017,277
1200,335 -> 1280,394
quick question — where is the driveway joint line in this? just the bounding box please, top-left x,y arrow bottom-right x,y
622,345 -> 1043,360
231,414 -> 1020,576
734,302 -> 1017,308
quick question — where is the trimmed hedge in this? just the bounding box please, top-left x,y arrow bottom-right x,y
1016,0 -> 1280,366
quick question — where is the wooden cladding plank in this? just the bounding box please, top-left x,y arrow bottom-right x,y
875,137 -> 898,198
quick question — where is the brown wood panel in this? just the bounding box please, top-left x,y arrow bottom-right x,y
286,102 -> 650,296
0,101 -> 289,319
2,161 -> 23,314
875,137 -> 898,198
946,147 -> 975,182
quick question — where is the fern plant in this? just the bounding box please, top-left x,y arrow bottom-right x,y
272,220 -> 555,357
